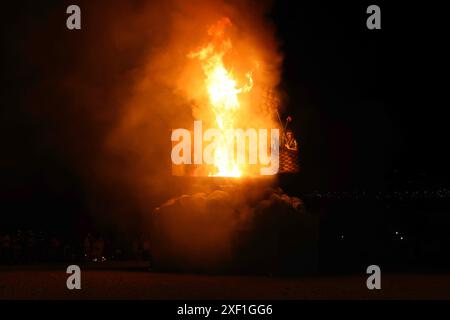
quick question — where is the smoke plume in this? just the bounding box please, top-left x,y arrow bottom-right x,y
22,0 -> 282,216
149,180 -> 318,274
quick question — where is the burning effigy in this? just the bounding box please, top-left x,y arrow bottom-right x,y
98,1 -> 312,273
147,16 -> 314,273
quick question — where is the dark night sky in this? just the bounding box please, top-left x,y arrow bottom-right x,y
270,1 -> 448,190
1,1 -> 448,230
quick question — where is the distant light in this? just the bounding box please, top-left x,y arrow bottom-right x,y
395,231 -> 399,235
400,237 -> 404,240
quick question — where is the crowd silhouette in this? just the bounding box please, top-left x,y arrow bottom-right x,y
0,230 -> 151,264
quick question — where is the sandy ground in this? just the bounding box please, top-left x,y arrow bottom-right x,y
0,264 -> 449,300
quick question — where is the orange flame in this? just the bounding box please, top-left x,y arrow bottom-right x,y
189,18 -> 253,177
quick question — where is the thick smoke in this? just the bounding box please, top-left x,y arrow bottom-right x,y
60,0 -> 280,212
105,0 -> 284,202
149,180 -> 318,274
19,0 -> 280,229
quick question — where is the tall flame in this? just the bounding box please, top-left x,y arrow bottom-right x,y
190,18 -> 253,177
